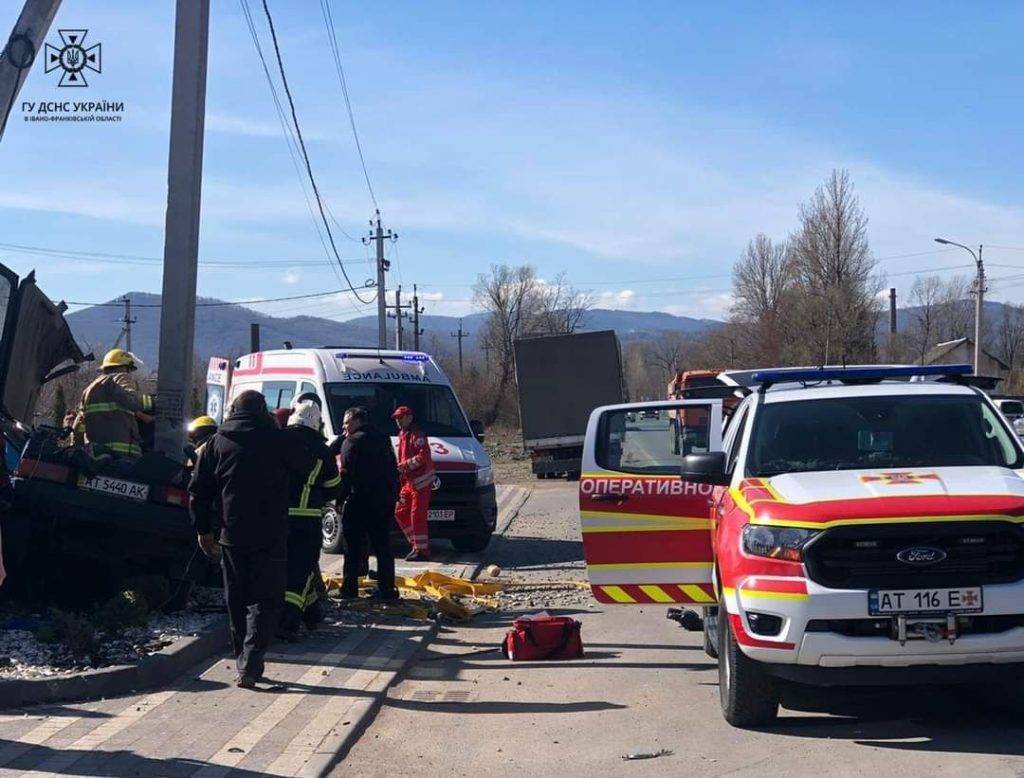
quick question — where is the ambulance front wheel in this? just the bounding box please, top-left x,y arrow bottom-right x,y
718,605 -> 779,728
321,505 -> 344,554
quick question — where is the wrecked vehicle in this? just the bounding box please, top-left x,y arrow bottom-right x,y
0,264 -> 210,607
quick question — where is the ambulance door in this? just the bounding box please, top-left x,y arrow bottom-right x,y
579,400 -> 723,605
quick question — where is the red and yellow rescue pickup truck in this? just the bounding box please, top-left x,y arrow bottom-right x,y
580,364 -> 1024,726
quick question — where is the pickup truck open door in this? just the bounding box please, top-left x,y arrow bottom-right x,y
579,400 -> 723,605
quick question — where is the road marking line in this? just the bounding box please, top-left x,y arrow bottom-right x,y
192,628 -> 372,776
267,627 -> 413,776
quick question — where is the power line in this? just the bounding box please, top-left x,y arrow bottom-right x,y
320,0 -> 378,210
257,0 -> 373,304
238,0 -> 363,316
67,289 -> 355,308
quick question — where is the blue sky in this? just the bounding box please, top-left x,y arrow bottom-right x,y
3,0 -> 1024,323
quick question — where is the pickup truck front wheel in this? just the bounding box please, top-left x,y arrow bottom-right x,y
718,606 -> 779,728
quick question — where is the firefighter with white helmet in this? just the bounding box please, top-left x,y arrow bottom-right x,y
80,348 -> 155,459
278,398 -> 340,640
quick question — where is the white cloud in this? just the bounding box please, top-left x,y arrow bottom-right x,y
282,269 -> 301,285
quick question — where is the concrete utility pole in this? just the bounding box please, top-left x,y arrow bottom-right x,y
0,0 -> 62,140
362,210 -> 397,348
412,284 -> 424,351
451,319 -> 467,375
120,295 -> 135,353
249,322 -> 260,353
389,286 -> 412,350
154,0 -> 210,458
935,238 -> 985,374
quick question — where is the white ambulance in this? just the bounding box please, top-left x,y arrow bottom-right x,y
205,348 -> 497,553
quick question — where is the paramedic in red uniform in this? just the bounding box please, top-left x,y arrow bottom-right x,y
393,406 -> 434,562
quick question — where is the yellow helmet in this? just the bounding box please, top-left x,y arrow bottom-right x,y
187,416 -> 218,434
102,348 -> 137,371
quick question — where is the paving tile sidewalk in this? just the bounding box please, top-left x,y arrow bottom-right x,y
0,614 -> 434,777
0,485 -> 528,776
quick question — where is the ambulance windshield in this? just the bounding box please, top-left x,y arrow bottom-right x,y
326,382 -> 472,438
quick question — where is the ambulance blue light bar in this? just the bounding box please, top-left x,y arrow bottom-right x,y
751,364 -> 973,386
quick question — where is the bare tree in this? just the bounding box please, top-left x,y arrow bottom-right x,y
997,303 -> 1024,371
788,169 -> 880,364
473,264 -> 546,424
935,276 -> 974,343
907,276 -> 944,364
535,272 -> 593,335
731,234 -> 793,365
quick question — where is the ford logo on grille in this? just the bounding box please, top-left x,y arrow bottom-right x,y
896,546 -> 947,565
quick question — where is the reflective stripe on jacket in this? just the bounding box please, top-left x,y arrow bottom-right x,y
81,372 -> 154,457
398,426 -> 435,491
283,425 -> 341,517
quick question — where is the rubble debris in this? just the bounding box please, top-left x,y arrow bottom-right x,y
621,749 -> 673,761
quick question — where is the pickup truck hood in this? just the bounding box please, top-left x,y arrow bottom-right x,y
0,265 -> 87,422
738,467 -> 1024,528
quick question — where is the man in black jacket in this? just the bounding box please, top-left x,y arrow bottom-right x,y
338,406 -> 400,600
189,390 -> 303,687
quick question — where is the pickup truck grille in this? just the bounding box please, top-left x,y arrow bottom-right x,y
803,521 -> 1024,589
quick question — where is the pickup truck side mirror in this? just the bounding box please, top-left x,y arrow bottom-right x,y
470,420 -> 485,442
680,451 -> 729,486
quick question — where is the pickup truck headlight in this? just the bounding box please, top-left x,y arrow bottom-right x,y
476,465 -> 494,487
742,524 -> 818,562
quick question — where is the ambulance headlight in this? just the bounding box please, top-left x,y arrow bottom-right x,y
742,525 -> 818,562
476,465 -> 494,487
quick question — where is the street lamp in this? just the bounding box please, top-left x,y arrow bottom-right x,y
934,237 -> 985,375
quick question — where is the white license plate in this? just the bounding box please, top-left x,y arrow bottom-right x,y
78,475 -> 150,501
869,586 -> 983,615
427,509 -> 456,522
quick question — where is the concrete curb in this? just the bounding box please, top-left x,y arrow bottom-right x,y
0,617 -> 229,710
301,621 -> 439,777
469,485 -> 531,580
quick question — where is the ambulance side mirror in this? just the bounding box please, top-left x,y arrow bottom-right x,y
680,451 -> 729,486
470,420 -> 485,442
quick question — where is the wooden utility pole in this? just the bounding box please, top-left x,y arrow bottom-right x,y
0,0 -> 63,141
154,0 -> 210,458
450,319 -> 467,375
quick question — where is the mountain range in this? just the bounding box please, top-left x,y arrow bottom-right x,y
65,293 -> 721,367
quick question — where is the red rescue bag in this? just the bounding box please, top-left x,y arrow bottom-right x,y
502,612 -> 584,661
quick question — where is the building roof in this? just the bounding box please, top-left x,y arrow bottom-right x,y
923,337 -> 1010,371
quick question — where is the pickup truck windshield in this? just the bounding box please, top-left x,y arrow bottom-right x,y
748,394 -> 1024,476
326,382 -> 471,437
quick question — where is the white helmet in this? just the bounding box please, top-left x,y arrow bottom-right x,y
288,399 -> 322,431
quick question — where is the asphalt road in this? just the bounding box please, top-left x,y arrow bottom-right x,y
340,482 -> 1024,777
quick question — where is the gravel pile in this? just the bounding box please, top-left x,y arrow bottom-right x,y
0,587 -> 224,681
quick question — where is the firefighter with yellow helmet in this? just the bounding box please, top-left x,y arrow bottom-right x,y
80,349 -> 155,459
185,415 -> 218,469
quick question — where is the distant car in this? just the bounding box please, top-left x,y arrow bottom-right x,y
641,409 -> 659,420
993,399 -> 1024,438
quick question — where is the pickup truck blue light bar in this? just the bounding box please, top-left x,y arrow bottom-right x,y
751,364 -> 973,386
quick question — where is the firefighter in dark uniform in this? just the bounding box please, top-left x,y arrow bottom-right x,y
278,399 -> 340,641
189,390 -> 304,688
